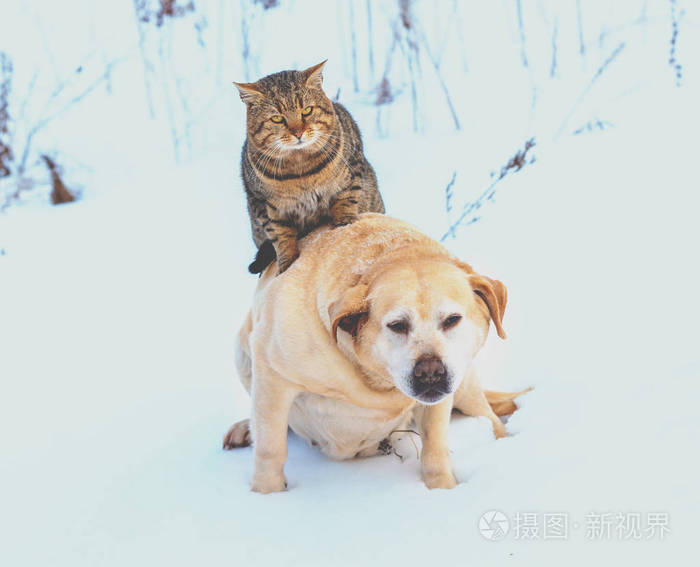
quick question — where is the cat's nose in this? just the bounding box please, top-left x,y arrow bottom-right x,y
289,125 -> 304,139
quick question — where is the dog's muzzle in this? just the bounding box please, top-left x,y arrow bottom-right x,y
410,357 -> 451,404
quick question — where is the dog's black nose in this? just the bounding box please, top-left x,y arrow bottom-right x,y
412,357 -> 447,385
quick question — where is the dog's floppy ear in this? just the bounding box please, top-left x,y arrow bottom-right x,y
328,283 -> 369,343
468,274 -> 508,340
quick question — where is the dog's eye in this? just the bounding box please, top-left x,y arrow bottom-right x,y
442,314 -> 462,330
387,320 -> 409,334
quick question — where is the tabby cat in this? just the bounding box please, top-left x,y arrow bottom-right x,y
235,61 -> 384,274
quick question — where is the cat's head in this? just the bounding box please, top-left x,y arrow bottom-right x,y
234,61 -> 335,153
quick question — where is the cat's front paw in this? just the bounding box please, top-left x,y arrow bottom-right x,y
332,213 -> 359,227
276,252 -> 299,275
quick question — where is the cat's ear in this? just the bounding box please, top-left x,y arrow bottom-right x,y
233,81 -> 263,104
302,60 -> 327,89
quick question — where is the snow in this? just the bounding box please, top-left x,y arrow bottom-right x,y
1,1 -> 698,565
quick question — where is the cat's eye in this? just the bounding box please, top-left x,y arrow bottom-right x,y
270,115 -> 284,123
442,314 -> 462,330
302,106 -> 313,117
387,320 -> 409,334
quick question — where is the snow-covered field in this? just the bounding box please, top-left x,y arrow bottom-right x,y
1,1 -> 698,565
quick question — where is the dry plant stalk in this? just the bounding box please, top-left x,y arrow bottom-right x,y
375,77 -> 394,105
441,138 -> 536,242
555,42 -> 625,138
134,0 -> 195,26
669,0 -> 683,86
42,155 -> 75,205
0,53 -> 12,179
253,0 -> 279,9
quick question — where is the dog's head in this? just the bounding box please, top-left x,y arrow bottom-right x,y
329,259 -> 507,405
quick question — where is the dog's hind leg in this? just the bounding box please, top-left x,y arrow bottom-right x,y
235,312 -> 254,393
223,312 -> 255,450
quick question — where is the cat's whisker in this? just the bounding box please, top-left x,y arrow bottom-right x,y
313,133 -> 352,171
273,142 -> 285,180
252,145 -> 279,173
259,141 -> 283,178
309,137 -> 335,167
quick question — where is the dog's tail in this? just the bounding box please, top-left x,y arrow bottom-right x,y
484,387 -> 532,416
248,240 -> 277,275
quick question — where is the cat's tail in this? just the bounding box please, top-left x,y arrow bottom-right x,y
248,240 -> 277,274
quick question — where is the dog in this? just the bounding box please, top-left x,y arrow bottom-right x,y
223,214 -> 529,493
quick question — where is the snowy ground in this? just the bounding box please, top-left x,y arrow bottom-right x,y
1,1 -> 699,565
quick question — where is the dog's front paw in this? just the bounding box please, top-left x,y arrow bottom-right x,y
422,470 -> 458,490
251,472 -> 288,494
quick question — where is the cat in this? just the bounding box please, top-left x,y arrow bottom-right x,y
234,61 -> 385,274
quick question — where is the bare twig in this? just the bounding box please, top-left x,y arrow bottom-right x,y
419,32 -> 460,130
193,13 -> 208,49
398,0 -> 420,132
17,70 -> 39,130
389,429 -> 421,460
441,139 -> 536,242
374,29 -> 399,137
157,31 -> 181,162
133,0 -> 156,118
573,118 -> 613,135
135,0 -> 195,27
349,1 -> 359,92
375,77 -> 394,106
17,56 -> 125,176
241,0 -> 252,81
555,42 -> 626,139
253,0 -> 278,8
550,18 -> 558,78
515,0 -> 528,68
444,171 -> 456,214
366,0 -> 375,82
669,0 -> 683,87
576,0 -> 585,68
0,53 -> 13,179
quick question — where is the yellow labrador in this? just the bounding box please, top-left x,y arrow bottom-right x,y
224,214 -> 528,493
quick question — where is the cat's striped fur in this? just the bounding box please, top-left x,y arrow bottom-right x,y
235,61 -> 384,274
